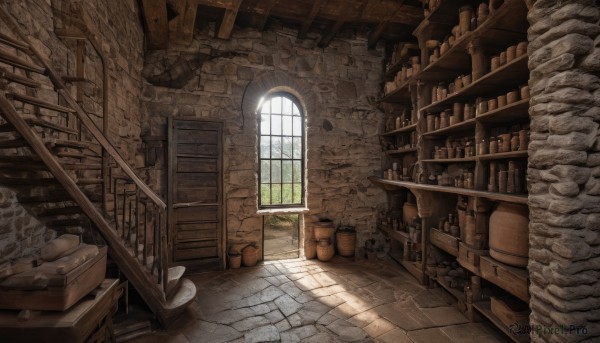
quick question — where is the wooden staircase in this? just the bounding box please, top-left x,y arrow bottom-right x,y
0,7 -> 196,325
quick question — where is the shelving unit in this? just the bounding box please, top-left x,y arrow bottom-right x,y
373,1 -> 531,341
473,302 -> 529,343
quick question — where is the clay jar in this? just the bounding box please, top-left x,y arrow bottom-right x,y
403,203 -> 418,226
497,94 -> 507,108
507,90 -> 519,104
459,6 -> 473,35
477,3 -> 489,26
516,41 -> 528,57
520,85 -> 530,99
491,56 -> 500,71
506,45 -> 517,63
489,203 -> 529,267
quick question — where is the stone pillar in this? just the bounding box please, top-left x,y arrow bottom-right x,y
527,0 -> 600,342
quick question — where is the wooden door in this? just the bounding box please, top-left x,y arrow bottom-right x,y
168,118 -> 223,269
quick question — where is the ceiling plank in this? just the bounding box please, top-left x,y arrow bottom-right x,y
169,0 -> 199,45
317,0 -> 367,48
253,0 -> 278,31
368,20 -> 388,49
217,0 -> 242,39
141,0 -> 169,49
298,0 -> 326,39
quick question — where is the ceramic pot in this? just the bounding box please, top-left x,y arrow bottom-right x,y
336,231 -> 356,257
304,240 -> 317,259
489,203 -> 529,267
314,221 -> 335,240
459,6 -> 473,35
403,203 -> 418,226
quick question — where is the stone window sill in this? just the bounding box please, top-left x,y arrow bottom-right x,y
257,207 -> 309,215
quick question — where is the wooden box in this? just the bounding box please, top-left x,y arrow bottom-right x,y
458,242 -> 488,275
0,247 -> 107,311
491,296 -> 530,328
430,228 -> 459,256
480,256 -> 529,302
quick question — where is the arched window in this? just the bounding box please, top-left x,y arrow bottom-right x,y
259,93 -> 305,208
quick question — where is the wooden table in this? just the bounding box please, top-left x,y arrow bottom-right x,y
0,279 -> 121,343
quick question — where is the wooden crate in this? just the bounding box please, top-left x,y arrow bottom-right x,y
458,242 -> 488,275
430,228 -> 459,256
491,296 -> 530,328
480,256 -> 529,302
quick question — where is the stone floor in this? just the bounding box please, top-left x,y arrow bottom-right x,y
134,257 -> 509,342
264,225 -> 299,260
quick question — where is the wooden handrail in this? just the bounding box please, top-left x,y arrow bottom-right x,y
0,6 -> 166,209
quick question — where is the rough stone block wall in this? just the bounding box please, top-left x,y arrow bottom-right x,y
527,0 -> 600,341
142,23 -> 387,256
0,187 -> 53,268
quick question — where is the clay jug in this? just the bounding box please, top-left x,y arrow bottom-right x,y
489,203 -> 529,267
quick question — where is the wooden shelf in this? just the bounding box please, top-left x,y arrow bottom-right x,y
379,78 -> 414,104
413,0 -> 467,40
381,123 -> 418,136
433,276 -> 464,301
385,147 -> 417,155
402,259 -> 425,282
477,150 -> 528,161
421,54 -> 529,113
379,224 -> 410,244
423,118 -> 477,137
421,157 -> 476,163
473,302 -> 530,343
480,256 -> 529,303
369,177 -> 528,204
476,98 -> 530,124
430,228 -> 460,257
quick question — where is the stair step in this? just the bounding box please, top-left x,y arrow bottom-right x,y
0,118 -> 78,135
165,278 -> 196,312
0,32 -> 30,51
38,206 -> 82,217
62,162 -> 102,170
0,176 -> 56,185
0,138 -> 27,149
0,155 -> 39,163
0,49 -> 45,74
45,217 -> 88,227
114,318 -> 152,343
55,149 -> 101,160
0,67 -> 41,88
7,93 -> 75,113
18,191 -> 102,203
166,266 -> 186,299
46,139 -> 95,149
75,178 -> 103,185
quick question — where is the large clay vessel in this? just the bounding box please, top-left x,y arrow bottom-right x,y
489,202 -> 529,267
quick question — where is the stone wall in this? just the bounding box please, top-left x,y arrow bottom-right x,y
142,22 -> 387,257
0,187 -> 52,268
527,0 -> 600,341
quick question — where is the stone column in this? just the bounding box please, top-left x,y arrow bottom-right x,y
527,0 -> 600,342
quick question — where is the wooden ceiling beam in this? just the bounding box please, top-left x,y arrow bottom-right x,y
168,0 -> 199,45
318,0 -> 367,48
253,0 -> 278,31
216,0 -> 242,39
141,0 -> 169,49
368,20 -> 388,49
298,0 -> 326,39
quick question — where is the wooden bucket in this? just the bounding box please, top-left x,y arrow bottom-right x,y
242,245 -> 258,267
336,231 -> 356,257
489,203 -> 529,267
314,221 -> 334,240
304,240 -> 317,260
316,239 -> 334,262
229,254 -> 241,269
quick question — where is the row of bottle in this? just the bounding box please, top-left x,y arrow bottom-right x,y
478,130 -> 529,155
487,160 -> 525,194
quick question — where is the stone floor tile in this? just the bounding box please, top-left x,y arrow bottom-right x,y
183,320 -> 243,343
312,271 -> 339,287
265,309 -> 285,324
347,309 -> 381,328
440,322 -> 508,343
420,306 -> 470,326
232,316 -> 271,332
280,325 -> 320,342
363,318 -> 396,338
275,318 -> 291,332
374,304 -> 435,331
274,294 -> 303,317
326,318 -> 368,342
317,313 -> 340,326
244,324 -> 280,343
407,327 -> 454,343
250,304 -> 271,315
288,313 -> 303,327
309,284 -> 347,298
296,300 -> 332,324
317,293 -> 346,308
342,273 -> 377,288
287,271 -> 309,281
412,290 -> 454,308
296,292 -> 315,303
376,328 -> 412,343
280,281 -> 304,298
300,332 -> 336,343
295,274 -> 324,291
210,308 -> 255,325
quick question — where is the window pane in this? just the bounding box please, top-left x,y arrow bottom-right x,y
271,136 -> 281,158
282,137 -> 293,159
261,100 -> 271,114
282,160 -> 292,183
293,137 -> 302,159
271,115 -> 282,135
271,160 -> 281,183
292,103 -> 300,116
261,160 -> 270,183
260,137 -> 270,158
282,116 -> 293,136
282,184 -> 293,204
261,114 -> 270,134
261,184 -> 271,205
271,97 -> 282,114
293,184 -> 302,203
271,184 -> 282,204
293,116 -> 302,136
282,97 -> 292,115
293,161 -> 301,182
